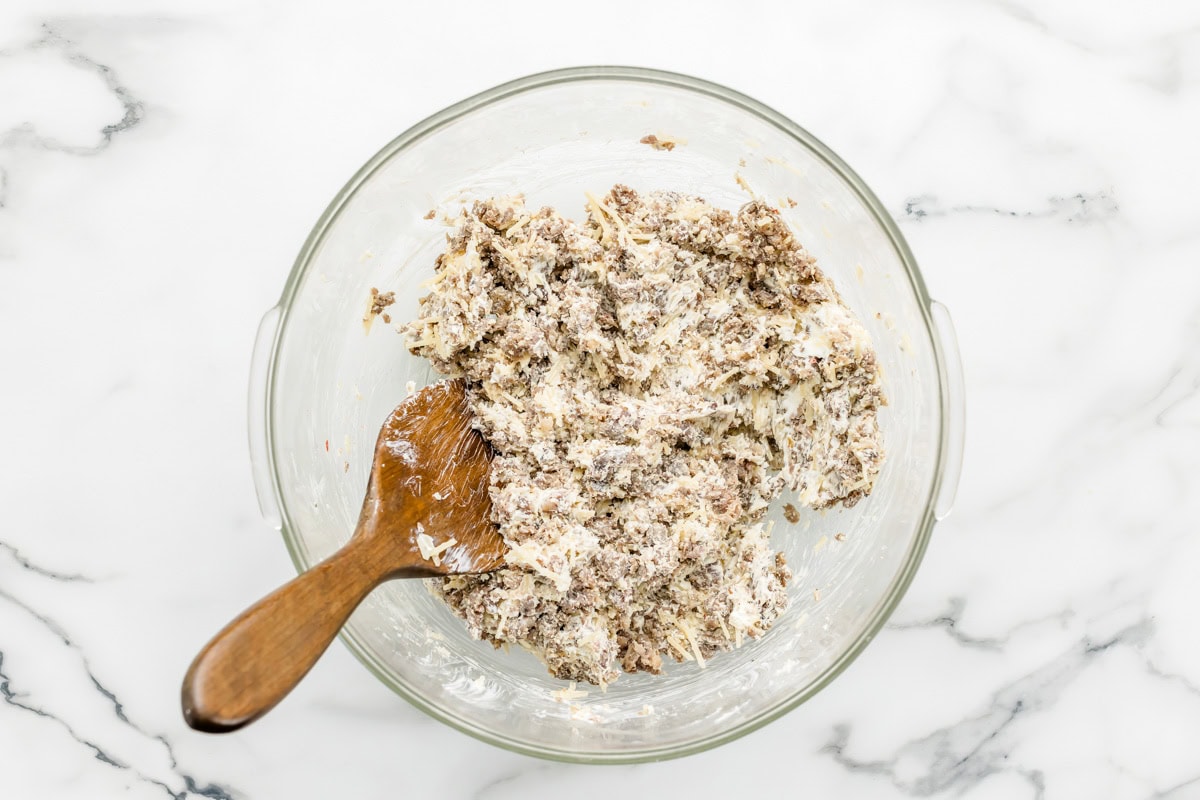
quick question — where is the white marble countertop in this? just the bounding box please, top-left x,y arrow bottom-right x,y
4,1 -> 1199,797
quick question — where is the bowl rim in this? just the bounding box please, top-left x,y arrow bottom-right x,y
262,65 -> 948,763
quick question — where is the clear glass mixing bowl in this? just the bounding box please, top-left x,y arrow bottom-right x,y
247,67 -> 965,762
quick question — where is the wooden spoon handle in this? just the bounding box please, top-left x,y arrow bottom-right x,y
181,537 -> 383,732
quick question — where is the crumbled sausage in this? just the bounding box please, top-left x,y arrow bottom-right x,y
404,186 -> 884,685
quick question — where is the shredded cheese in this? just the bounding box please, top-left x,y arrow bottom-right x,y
416,532 -> 458,567
550,682 -> 590,702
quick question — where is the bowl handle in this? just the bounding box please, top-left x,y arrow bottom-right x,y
930,300 -> 965,521
248,306 -> 284,530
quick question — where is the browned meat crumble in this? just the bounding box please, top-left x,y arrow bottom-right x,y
404,185 -> 884,685
364,287 -> 396,330
639,134 -> 678,151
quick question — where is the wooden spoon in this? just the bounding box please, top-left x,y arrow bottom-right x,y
181,379 -> 503,733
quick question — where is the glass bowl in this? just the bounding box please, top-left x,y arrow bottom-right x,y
247,66 -> 965,762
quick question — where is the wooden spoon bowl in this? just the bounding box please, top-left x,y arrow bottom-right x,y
182,379 -> 503,732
